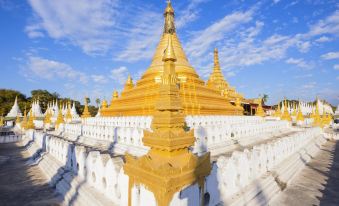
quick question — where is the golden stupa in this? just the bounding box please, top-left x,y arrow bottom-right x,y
281,99 -> 292,121
124,33 -> 211,206
255,98 -> 265,117
296,102 -> 304,122
207,48 -> 243,104
101,1 -> 241,116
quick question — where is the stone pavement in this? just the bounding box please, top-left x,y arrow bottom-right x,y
0,142 -> 61,206
270,139 -> 339,206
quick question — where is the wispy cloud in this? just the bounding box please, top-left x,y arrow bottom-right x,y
334,64 -> 339,70
285,58 -> 313,69
110,66 -> 128,85
115,8 -> 162,62
321,51 -> 339,60
293,73 -> 313,79
26,0 -> 119,55
302,82 -> 316,89
91,75 -> 108,84
315,36 -> 332,43
24,56 -> 89,83
186,8 -> 254,58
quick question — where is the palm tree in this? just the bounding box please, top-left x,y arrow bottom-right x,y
95,98 -> 101,108
262,94 -> 269,103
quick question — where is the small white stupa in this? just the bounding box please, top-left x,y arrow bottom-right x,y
334,104 -> 339,117
30,99 -> 44,117
6,96 -> 22,118
96,107 -> 101,117
71,102 -> 79,118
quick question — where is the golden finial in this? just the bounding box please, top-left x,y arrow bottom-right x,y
81,97 -> 91,118
102,99 -> 108,108
127,74 -> 133,85
164,0 -> 175,34
214,48 -> 220,68
113,91 -> 119,99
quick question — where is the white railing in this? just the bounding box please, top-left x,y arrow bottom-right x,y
61,116 -> 291,156
214,127 -> 322,199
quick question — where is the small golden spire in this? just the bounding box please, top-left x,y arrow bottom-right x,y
122,75 -> 134,93
101,99 -> 108,108
55,103 -> 65,128
164,0 -> 175,34
214,48 -> 220,68
65,101 -> 72,120
26,108 -> 35,129
81,97 -> 91,118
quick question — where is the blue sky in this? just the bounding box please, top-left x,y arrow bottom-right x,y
0,0 -> 338,106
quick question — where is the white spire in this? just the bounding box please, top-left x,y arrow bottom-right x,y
6,96 -> 22,118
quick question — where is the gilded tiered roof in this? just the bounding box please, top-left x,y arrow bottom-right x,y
101,2 -> 242,116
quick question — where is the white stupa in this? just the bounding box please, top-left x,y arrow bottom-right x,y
96,107 -> 101,117
30,99 -> 44,117
334,104 -> 339,117
6,96 -> 22,118
71,102 -> 79,118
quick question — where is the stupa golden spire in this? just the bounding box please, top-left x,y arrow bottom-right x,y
26,109 -> 35,129
274,102 -> 282,117
124,34 -> 211,206
81,97 -> 91,118
21,107 -> 27,129
291,102 -> 297,117
255,98 -> 265,117
55,102 -> 65,129
207,48 -> 243,103
65,101 -> 72,121
44,108 -> 51,124
101,1 -> 240,116
281,99 -> 292,121
296,102 -> 304,122
312,100 -> 322,127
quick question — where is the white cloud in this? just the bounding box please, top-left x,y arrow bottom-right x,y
302,82 -> 316,89
25,56 -> 89,83
321,52 -> 339,60
115,9 -> 163,62
307,10 -> 339,37
293,74 -> 313,79
334,64 -> 339,70
26,0 -> 119,55
91,75 -> 108,84
110,66 -> 128,85
285,58 -> 313,69
315,36 -> 331,43
186,9 -> 254,58
297,41 -> 311,53
25,24 -> 44,38
176,0 -> 208,28
273,0 -> 281,4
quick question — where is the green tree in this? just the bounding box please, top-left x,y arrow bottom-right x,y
95,98 -> 101,108
0,89 -> 27,116
85,97 -> 90,105
262,94 -> 269,103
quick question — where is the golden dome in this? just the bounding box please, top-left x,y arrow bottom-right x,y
101,2 -> 243,116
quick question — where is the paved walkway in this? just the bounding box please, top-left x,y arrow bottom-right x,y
270,139 -> 339,206
0,142 -> 61,206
